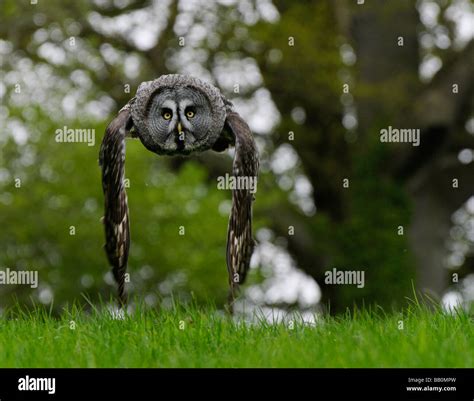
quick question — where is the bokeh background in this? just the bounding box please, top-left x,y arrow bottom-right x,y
0,0 -> 473,317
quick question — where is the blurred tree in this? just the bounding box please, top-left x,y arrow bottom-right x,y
0,0 -> 472,313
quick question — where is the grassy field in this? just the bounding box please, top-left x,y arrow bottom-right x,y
0,299 -> 472,368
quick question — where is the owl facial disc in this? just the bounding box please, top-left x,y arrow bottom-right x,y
131,74 -> 226,155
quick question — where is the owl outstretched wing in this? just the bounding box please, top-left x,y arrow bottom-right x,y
222,107 -> 259,304
99,104 -> 134,306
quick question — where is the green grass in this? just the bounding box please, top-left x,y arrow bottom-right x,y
0,299 -> 472,368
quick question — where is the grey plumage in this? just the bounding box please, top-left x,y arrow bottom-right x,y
132,75 -> 226,155
99,74 -> 259,312
99,108 -> 132,306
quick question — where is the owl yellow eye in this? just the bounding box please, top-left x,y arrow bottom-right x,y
186,110 -> 195,118
162,109 -> 172,120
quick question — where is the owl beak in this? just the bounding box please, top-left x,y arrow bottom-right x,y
177,122 -> 183,135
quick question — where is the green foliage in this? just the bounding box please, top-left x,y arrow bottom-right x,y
332,140 -> 416,309
2,0 -> 462,315
0,109 -> 243,310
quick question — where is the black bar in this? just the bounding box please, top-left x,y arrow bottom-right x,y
0,368 -> 472,401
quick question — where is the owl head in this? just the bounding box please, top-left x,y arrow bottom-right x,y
131,74 -> 226,155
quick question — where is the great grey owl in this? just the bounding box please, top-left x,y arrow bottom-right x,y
99,74 -> 259,312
